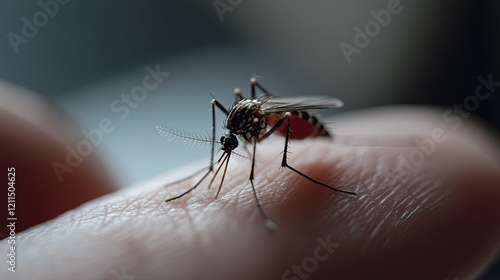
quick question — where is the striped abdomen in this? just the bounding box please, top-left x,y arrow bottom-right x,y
266,110 -> 330,139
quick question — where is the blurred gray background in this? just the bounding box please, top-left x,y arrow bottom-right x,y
0,1 -> 498,278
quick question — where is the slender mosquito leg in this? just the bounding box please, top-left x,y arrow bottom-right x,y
250,77 -> 273,97
281,118 -> 358,196
211,99 -> 229,115
258,112 -> 291,142
209,100 -> 217,171
165,167 -> 214,202
249,137 -> 278,230
251,78 -> 257,98
207,97 -> 230,189
162,166 -> 212,188
209,98 -> 228,172
165,99 -> 228,202
234,88 -> 244,101
165,150 -> 224,202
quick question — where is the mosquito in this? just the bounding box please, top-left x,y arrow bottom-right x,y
157,77 -> 357,229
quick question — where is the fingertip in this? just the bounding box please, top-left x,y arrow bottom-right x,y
0,82 -> 116,234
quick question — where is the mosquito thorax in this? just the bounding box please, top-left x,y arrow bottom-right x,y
226,98 -> 267,142
220,132 -> 238,151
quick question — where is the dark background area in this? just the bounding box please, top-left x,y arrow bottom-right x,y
1,1 -> 498,125
0,1 -> 498,278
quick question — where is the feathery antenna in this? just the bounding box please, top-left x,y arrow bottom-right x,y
156,126 -> 217,149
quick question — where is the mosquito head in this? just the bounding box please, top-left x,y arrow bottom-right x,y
220,132 -> 238,152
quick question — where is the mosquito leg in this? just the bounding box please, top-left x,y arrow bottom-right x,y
250,77 -> 273,98
165,168 -> 214,202
165,99 -> 226,202
208,97 -> 229,172
249,137 -> 279,230
234,87 -> 244,101
211,98 -> 229,115
281,118 -> 358,196
162,165 -> 212,188
251,78 -> 257,98
209,100 -> 217,171
258,112 -> 291,142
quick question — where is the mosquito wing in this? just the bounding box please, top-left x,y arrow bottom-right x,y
259,96 -> 344,113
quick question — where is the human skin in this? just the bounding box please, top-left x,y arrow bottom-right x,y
1,82 -> 499,280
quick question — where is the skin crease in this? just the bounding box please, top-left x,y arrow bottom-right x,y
0,82 -> 499,280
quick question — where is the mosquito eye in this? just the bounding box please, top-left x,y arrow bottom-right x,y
221,133 -> 238,150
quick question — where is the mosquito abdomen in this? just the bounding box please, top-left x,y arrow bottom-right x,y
267,111 -> 331,139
